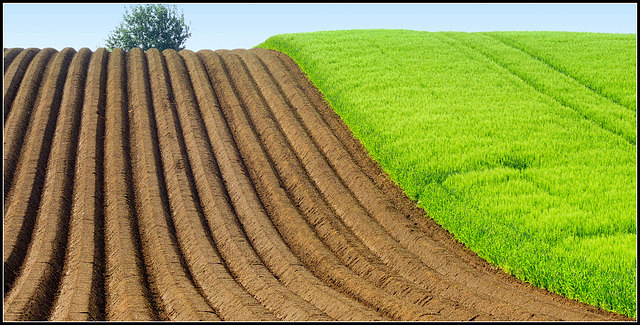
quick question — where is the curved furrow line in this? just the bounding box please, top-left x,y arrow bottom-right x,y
262,48 -> 616,321
236,49 -> 487,321
145,48 -> 228,319
125,48 -> 220,321
147,48 -> 268,321
280,45 -> 622,321
4,48 -> 39,123
49,48 -> 108,321
245,48 -> 544,321
162,49 -> 278,321
231,48 -> 450,321
3,48 -> 88,321
4,48 -> 24,73
214,49 -> 393,321
102,48 -> 158,321
3,47 -> 57,202
3,48 -> 75,296
194,49 -> 333,321
181,49 -> 327,321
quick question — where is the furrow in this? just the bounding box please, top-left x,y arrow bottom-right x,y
145,48 -> 226,319
194,49 -> 332,321
266,48 -> 615,322
248,48 -> 542,321
125,48 -> 219,321
4,47 -> 24,73
49,48 -> 108,321
233,48 -> 449,321
183,48 -> 325,321
215,49 -> 393,321
3,48 -> 87,321
4,48 -> 39,123
3,48 -> 75,297
163,49 -> 278,321
3,47 -> 57,202
102,48 -> 158,321
147,47 -> 270,320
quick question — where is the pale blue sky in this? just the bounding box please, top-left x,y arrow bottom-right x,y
3,3 -> 637,51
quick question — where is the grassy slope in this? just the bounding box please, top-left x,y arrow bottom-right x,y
487,31 -> 636,111
256,29 -> 636,318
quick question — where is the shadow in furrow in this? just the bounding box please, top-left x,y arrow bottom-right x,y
182,49 -> 318,321
163,49 -> 279,321
4,48 -> 24,73
4,48 -> 57,205
195,49 -> 335,321
49,47 -> 108,321
219,49 -> 395,321
3,48 -> 75,295
125,48 -> 220,321
4,48 -> 39,123
3,48 -> 87,321
103,48 -> 159,321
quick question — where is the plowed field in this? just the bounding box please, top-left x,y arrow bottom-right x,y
3,47 -> 633,321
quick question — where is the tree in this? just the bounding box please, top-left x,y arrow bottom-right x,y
105,4 -> 191,52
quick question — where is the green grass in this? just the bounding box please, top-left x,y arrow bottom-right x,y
257,29 -> 636,318
486,31 -> 636,111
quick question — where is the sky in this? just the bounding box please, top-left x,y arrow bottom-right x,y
3,3 -> 637,51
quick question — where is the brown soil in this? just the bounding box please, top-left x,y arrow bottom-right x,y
3,47 -> 634,321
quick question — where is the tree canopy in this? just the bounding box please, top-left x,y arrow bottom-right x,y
105,4 -> 191,52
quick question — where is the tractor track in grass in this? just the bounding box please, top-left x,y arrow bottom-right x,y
3,47 -> 633,321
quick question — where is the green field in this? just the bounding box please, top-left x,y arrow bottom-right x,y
257,30 -> 637,317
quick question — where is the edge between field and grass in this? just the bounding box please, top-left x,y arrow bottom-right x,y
256,29 -> 637,318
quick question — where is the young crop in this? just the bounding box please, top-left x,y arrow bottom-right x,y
257,30 -> 637,318
485,31 -> 636,111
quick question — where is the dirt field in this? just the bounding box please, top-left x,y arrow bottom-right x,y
3,47 -> 633,321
